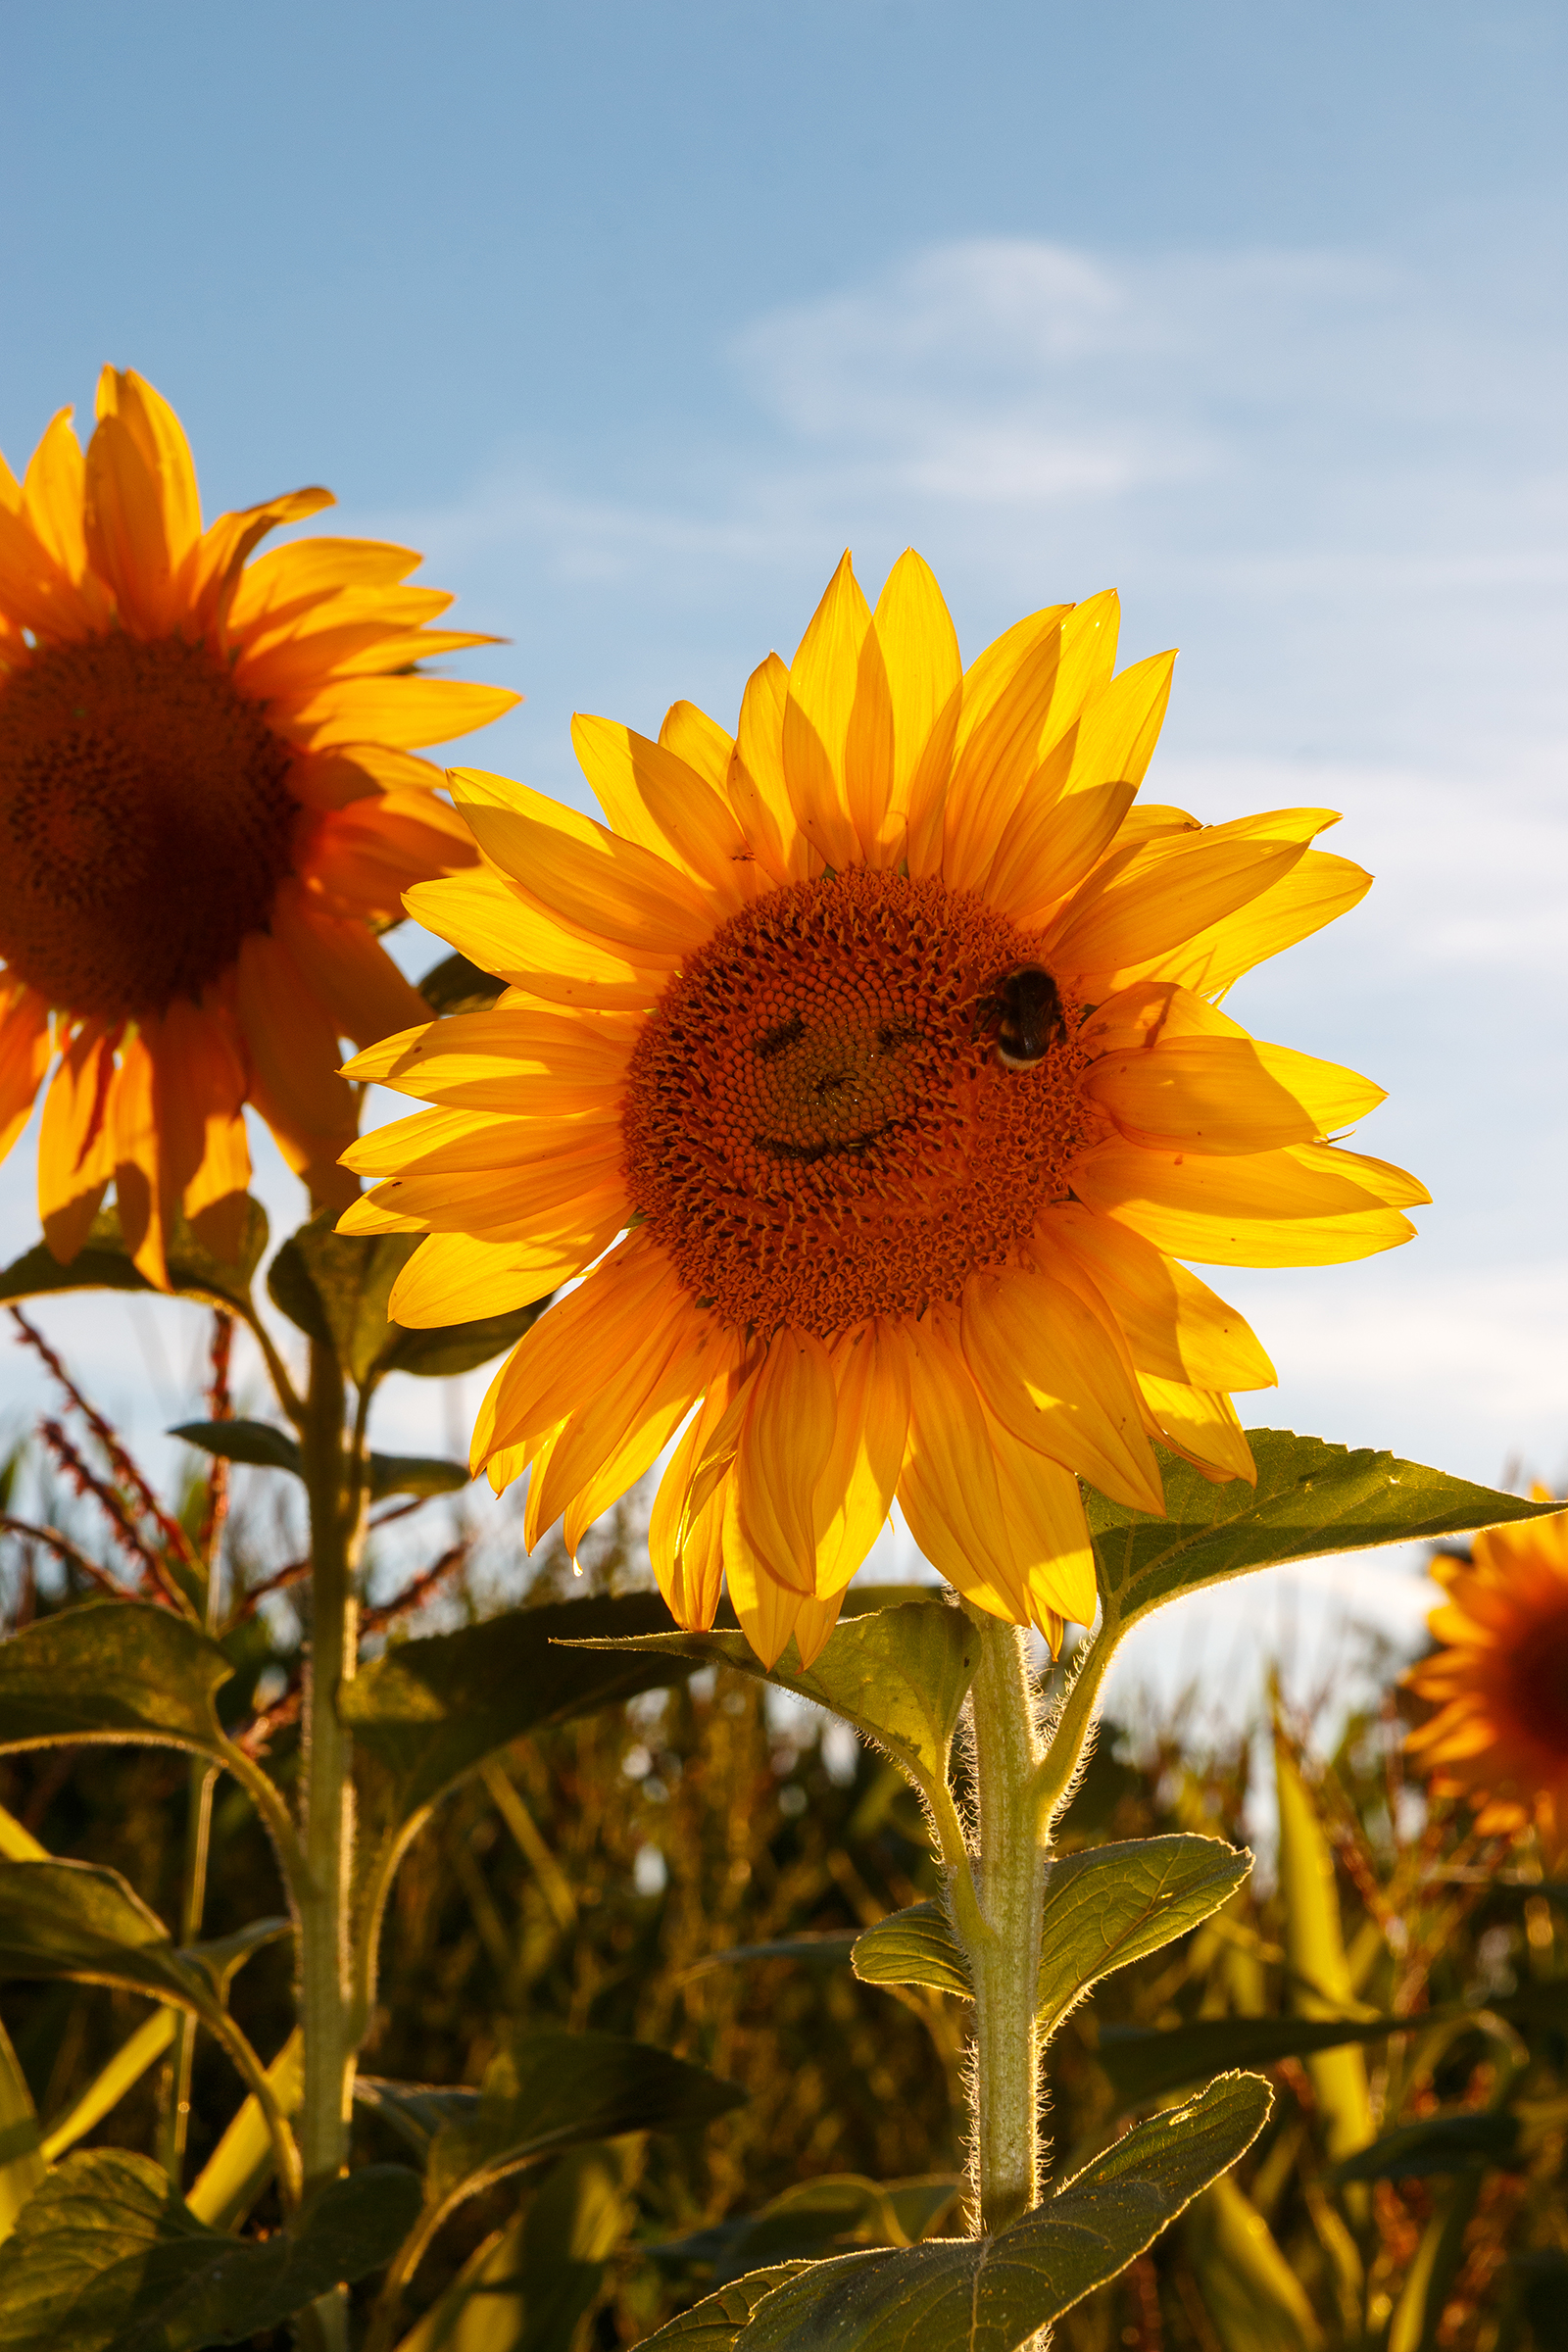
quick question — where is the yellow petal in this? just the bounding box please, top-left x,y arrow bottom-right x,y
404,867 -> 671,1009
450,775 -> 715,960
272,675 -> 519,752
736,1327 -> 839,1594
987,779 -> 1138,929
983,1421 -> 1100,1627
722,1474 -> 805,1670
896,1310 -> 1029,1621
1070,1136 -> 1422,1265
306,788 -> 477,920
731,652 -> 811,884
145,1000 -> 250,1262
528,1299 -> 707,1549
941,602 -> 1075,892
659,699 -> 735,793
871,549 -> 961,876
572,714 -> 755,910
345,1160 -> 625,1245
38,1022 -> 118,1262
560,1318 -> 737,1560
1084,1033 -> 1387,1154
226,537 -> 421,633
781,553 -> 879,868
959,1266 -> 1164,1513
469,1230 -> 674,1467
1039,1203 -> 1275,1391
344,1102 -> 621,1182
270,883 -> 428,1051
233,933 -> 358,1208
1118,850 -> 1374,997
791,1587 -> 850,1671
83,370 -> 202,635
387,1229 -> 560,1326
1047,815 -> 1327,979
0,980 -> 52,1162
812,1319 -> 911,1595
1139,1375 -> 1256,1484
649,1365 -> 748,1625
344,1004 -> 637,1112
109,1031 -> 171,1289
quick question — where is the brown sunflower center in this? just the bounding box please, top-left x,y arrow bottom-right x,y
0,632 -> 299,1019
621,867 -> 1091,1338
1505,1602 -> 1568,1759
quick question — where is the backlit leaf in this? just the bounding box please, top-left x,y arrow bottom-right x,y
853,1904 -> 969,2000
0,2148 -> 419,2350
0,1200 -> 267,1316
374,1302 -> 547,1381
1036,1836 -> 1251,2037
638,2267 -> 810,2349
266,1208 -> 415,1387
0,1600 -> 231,1758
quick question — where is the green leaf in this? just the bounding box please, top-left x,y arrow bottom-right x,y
853,1837 -> 1250,2019
639,2267 -> 811,2349
0,2147 -> 420,2350
418,951 -> 506,1015
1273,1727 -> 1373,2170
564,1600 -> 979,1818
180,1916 -> 292,2004
170,1418 -> 303,1477
354,2076 -> 478,2162
342,1592 -> 707,1821
0,1600 -> 232,1759
170,1421 -> 468,1500
0,1200 -> 267,1315
724,2073 -> 1272,2351
0,1859 -> 235,2034
0,2015 -> 44,2243
374,1302 -> 546,1381
1035,1836 -> 1252,2038
1091,1430 -> 1561,1629
652,2175 -> 961,2285
853,1904 -> 970,2000
1332,2110 -> 1521,2183
1186,2174 -> 1322,2352
267,1208 -> 416,1387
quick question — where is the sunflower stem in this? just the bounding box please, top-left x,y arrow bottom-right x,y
963,1610 -> 1048,2235
297,1336 -> 365,2347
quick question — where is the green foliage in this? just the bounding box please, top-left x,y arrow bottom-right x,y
0,1860 -> 271,2042
853,1904 -> 970,1999
0,1602 -> 231,1758
652,2173 -> 960,2282
1034,1836 -> 1253,2037
660,2074 -> 1270,2351
571,1599 -> 980,1821
171,1418 -> 472,1500
0,2147 -> 420,2351
1331,2111 -> 1521,2184
0,1201 -> 269,1316
418,953 -> 506,1017
641,2267 -> 810,2349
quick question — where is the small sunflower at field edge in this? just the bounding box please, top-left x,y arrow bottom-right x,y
0,368 -> 517,1285
1406,1498 -> 1568,1862
340,550 -> 1427,1667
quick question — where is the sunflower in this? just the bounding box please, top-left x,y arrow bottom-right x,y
0,368 -> 516,1286
1405,1499 -> 1568,1861
342,552 -> 1425,1666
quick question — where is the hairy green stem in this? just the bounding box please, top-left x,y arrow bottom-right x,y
1029,1600 -> 1124,1833
964,1611 -> 1047,2234
297,1337 -> 366,2348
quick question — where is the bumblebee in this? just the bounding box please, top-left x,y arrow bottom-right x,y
986,964 -> 1065,1070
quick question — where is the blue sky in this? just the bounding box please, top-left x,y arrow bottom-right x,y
3,2 -> 1565,1693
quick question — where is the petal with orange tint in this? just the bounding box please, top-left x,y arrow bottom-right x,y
82,370 -> 202,635
1139,1375 -> 1256,1485
557,1317 -> 735,1560
985,650 -> 1174,918
233,933 -> 358,1209
270,883 -> 429,1050
38,1022 -> 119,1263
959,1266 -> 1164,1514
344,1102 -> 621,1182
145,999 -> 251,1266
343,1162 -> 625,1247
450,776 -> 715,960
529,1299 -> 706,1547
813,1320 -> 910,1595
0,981 -> 52,1161
1047,823 -> 1319,979
941,605 -> 1071,893
1070,1136 -> 1420,1266
1117,851 -> 1374,998
1084,1034 -> 1387,1155
649,1360 -> 750,1624
731,652 -> 811,883
272,674 -> 519,753
897,1311 -> 1028,1621
736,1328 -> 838,1595
659,701 -> 734,793
307,789 -> 477,918
793,1588 -> 850,1670
404,867 -> 672,1008
469,1230 -> 675,1468
108,1031 -> 172,1289
346,1004 -> 638,1112
874,549 -> 962,877
1040,1203 -> 1275,1392
187,487 -> 335,638
781,554 -> 881,868
225,537 -> 422,634
387,1231 -> 551,1327
571,714 -> 755,911
981,1417 -> 1100,1627
722,1476 -> 805,1671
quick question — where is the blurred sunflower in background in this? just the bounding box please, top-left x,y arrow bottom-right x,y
1405,1498 -> 1568,1861
0,368 -> 516,1285
343,551 -> 1426,1665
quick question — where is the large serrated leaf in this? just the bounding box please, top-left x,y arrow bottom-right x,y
341,1592 -> 700,1821
853,1837 -> 1250,2021
0,2148 -> 419,2350
266,1210 -> 416,1387
1035,1837 -> 1251,2037
0,1200 -> 267,1315
639,2266 -> 812,2348
725,2073 -> 1272,2351
0,1600 -> 232,1757
1092,1430 -> 1558,1627
565,1601 -> 978,1815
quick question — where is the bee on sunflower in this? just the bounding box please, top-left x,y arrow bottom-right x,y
0,368 -> 516,1286
342,552 -> 1427,1666
1405,1499 -> 1568,1861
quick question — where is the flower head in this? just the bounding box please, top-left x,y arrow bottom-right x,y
1405,1500 -> 1568,1861
344,552 -> 1425,1665
0,368 -> 516,1284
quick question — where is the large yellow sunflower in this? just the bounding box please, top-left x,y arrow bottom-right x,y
1405,1500 -> 1568,1861
0,368 -> 516,1285
341,553 -> 1426,1666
